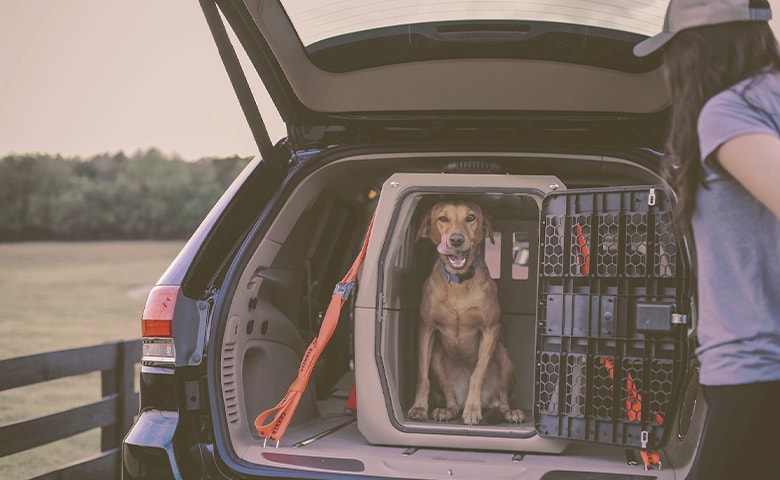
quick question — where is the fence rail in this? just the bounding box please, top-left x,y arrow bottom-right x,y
0,340 -> 141,479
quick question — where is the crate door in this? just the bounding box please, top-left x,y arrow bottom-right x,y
534,186 -> 689,449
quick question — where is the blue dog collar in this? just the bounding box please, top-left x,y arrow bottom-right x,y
439,256 -> 479,284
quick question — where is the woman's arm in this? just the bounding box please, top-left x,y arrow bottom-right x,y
716,132 -> 780,219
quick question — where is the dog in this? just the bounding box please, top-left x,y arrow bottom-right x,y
407,199 -> 524,425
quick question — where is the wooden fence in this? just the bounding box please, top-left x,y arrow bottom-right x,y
0,340 -> 141,480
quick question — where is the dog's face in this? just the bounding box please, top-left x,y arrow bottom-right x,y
417,200 -> 494,271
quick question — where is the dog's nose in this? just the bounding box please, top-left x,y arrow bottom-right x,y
449,234 -> 465,248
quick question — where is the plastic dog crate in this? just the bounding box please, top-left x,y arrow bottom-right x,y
534,186 -> 689,450
354,173 -> 568,452
354,176 -> 688,452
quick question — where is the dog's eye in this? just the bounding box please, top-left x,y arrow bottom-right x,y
437,216 -> 448,223
466,214 -> 476,222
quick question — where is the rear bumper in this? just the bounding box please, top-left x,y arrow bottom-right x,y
123,410 -> 183,480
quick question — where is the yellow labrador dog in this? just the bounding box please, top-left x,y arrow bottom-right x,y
407,199 -> 524,425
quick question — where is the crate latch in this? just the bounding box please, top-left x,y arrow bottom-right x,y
671,313 -> 687,325
648,188 -> 657,206
636,302 -> 676,333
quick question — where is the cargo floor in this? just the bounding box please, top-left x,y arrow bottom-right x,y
240,376 -> 676,480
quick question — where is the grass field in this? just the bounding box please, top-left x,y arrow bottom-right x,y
0,241 -> 184,479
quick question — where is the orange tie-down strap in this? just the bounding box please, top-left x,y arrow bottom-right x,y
598,358 -> 664,424
254,213 -> 375,446
574,223 -> 590,275
599,357 -> 664,470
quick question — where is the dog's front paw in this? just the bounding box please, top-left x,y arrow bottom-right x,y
407,405 -> 429,421
462,405 -> 482,425
504,408 -> 525,424
432,407 -> 458,422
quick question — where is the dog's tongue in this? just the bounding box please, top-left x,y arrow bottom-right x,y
437,238 -> 457,255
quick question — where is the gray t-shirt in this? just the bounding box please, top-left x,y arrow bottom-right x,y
694,72 -> 780,386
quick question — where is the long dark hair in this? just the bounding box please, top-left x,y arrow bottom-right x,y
662,16 -> 780,233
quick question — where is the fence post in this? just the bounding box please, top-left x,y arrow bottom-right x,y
101,340 -> 141,452
121,340 -> 142,436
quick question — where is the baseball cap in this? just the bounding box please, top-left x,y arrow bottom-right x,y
634,0 -> 773,57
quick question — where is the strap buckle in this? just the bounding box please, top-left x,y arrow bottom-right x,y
334,281 -> 355,301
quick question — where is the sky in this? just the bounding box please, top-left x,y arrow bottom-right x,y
0,0 -> 284,161
1,1 -> 779,161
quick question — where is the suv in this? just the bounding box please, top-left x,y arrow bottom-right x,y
123,1 -> 702,479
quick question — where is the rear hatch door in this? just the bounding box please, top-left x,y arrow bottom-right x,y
201,0 -> 672,151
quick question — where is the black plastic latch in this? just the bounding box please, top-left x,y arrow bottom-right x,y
635,302 -> 675,333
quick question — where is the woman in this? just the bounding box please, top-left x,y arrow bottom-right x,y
634,0 -> 780,478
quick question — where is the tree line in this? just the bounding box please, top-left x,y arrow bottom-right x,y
0,149 -> 252,241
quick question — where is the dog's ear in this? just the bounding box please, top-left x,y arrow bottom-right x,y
416,210 -> 432,241
483,213 -> 495,245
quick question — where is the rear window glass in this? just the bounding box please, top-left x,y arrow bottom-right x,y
282,0 -> 667,47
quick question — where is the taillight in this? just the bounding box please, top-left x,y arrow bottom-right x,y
141,285 -> 179,366
142,286 -> 179,337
